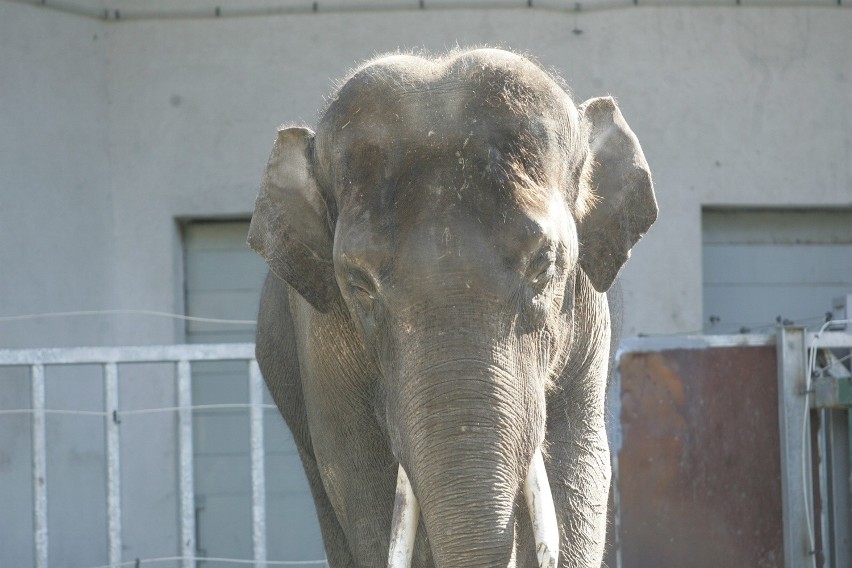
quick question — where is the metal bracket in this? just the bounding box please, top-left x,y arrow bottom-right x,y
813,377 -> 852,409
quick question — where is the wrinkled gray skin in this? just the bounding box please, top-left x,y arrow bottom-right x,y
248,49 -> 657,568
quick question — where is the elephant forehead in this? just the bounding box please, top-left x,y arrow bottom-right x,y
327,92 -> 567,221
325,48 -> 570,124
326,79 -> 565,156
323,51 -> 580,258
317,51 -> 575,179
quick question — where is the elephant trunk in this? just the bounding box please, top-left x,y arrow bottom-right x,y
387,354 -> 550,568
388,451 -> 559,568
408,447 -> 518,567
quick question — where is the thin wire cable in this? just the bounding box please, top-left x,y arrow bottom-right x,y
0,408 -> 108,417
0,309 -> 256,325
0,403 -> 279,418
639,313 -> 832,338
120,403 -> 278,416
10,0 -> 847,23
86,555 -> 328,567
723,314 -> 830,332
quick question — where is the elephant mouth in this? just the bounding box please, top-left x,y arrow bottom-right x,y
387,448 -> 559,568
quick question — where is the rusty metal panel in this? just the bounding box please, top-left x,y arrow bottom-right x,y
615,346 -> 783,568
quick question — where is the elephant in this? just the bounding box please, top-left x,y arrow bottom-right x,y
248,48 -> 657,568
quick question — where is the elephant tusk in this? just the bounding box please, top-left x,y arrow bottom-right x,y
524,449 -> 559,568
387,464 -> 420,568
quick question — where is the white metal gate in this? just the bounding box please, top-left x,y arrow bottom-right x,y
0,343 -> 327,568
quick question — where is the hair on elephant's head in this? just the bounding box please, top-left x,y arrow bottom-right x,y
249,48 -> 656,567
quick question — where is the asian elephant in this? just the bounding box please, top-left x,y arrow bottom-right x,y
248,48 -> 657,568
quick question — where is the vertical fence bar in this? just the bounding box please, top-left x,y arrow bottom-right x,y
31,364 -> 48,568
249,360 -> 268,565
817,408 -> 832,568
776,327 -> 814,568
826,409 -> 851,568
104,362 -> 122,568
177,360 -> 196,568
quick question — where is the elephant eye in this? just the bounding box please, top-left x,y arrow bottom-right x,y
347,272 -> 377,312
530,264 -> 555,288
527,249 -> 556,290
351,283 -> 375,302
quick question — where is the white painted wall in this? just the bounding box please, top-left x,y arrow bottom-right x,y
99,4 -> 852,341
1,1 -> 850,565
0,3 -> 111,349
5,1 -> 850,341
0,6 -> 114,566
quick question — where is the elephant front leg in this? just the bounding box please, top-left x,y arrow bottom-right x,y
294,446 -> 357,568
546,424 -> 611,568
311,438 -> 402,567
302,383 -> 400,565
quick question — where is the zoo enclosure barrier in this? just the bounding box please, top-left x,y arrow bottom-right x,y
3,326 -> 852,567
611,322 -> 852,568
0,343 -> 328,568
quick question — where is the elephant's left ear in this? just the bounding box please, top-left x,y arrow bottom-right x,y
247,127 -> 337,312
576,97 -> 658,293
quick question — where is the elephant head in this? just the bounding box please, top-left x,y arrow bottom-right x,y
249,49 -> 656,567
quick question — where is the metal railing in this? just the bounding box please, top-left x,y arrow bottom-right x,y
0,343 -> 324,568
5,329 -> 850,567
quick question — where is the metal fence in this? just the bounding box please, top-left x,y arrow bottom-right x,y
3,328 -> 850,567
0,343 -> 327,568
612,325 -> 852,568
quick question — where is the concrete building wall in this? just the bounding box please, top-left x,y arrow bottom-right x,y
0,5 -> 115,566
4,1 -> 850,343
100,4 -> 852,342
0,2 -> 112,349
1,1 -> 850,565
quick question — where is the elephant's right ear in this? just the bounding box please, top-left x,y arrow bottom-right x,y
247,127 -> 337,312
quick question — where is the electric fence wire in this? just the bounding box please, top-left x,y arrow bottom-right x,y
9,0 -> 848,23
0,403 -> 279,418
0,309 -> 256,325
0,308 -> 838,337
638,312 -> 835,338
0,310 -> 261,422
86,556 -> 328,567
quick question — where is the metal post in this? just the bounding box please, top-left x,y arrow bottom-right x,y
177,360 -> 196,568
776,327 -> 815,568
104,362 -> 122,568
31,364 -> 48,568
825,409 -> 851,567
249,360 -> 268,565
818,408 -> 833,568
